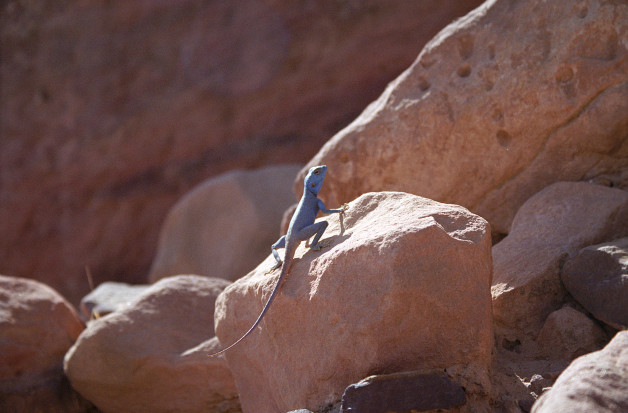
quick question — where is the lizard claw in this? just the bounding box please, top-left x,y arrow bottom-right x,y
265,261 -> 282,274
311,240 -> 330,251
340,203 -> 349,213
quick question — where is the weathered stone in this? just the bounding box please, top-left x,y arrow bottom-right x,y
340,370 -> 466,413
149,165 -> 301,283
299,0 -> 628,238
64,275 -> 239,413
562,237 -> 628,329
532,331 -> 628,413
0,275 -> 89,412
536,306 -> 608,361
0,0 -> 483,305
214,192 -> 493,413
491,182 -> 628,339
80,281 -> 149,319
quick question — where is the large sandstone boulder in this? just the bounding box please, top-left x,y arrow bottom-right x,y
0,0 -> 483,305
149,165 -> 301,283
299,0 -> 628,237
0,275 -> 90,412
64,275 -> 239,413
562,237 -> 628,330
532,331 -> 628,413
491,182 -> 628,340
214,192 -> 493,413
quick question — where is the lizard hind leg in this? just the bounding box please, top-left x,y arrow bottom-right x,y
298,220 -> 330,251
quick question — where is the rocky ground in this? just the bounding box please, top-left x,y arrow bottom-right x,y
1,0 -> 627,412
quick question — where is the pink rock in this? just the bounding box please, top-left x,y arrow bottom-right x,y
214,192 -> 493,413
492,182 -> 628,339
149,165 -> 301,283
64,275 -> 239,413
532,331 -> 628,413
299,0 -> 628,237
0,275 -> 88,412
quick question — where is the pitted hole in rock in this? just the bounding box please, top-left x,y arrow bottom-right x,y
496,130 -> 512,148
457,64 -> 472,78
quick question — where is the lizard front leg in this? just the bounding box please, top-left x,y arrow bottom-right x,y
267,235 -> 286,273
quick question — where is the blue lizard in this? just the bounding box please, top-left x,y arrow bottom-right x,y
208,165 -> 346,357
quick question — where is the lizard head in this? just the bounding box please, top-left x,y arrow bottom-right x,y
304,165 -> 327,195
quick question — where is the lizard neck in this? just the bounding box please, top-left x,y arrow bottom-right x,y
303,185 -> 319,199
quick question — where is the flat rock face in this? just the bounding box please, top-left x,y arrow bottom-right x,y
0,275 -> 88,412
64,275 -> 239,413
0,0 -> 483,305
562,237 -> 628,329
299,0 -> 628,236
532,331 -> 628,413
149,165 -> 301,283
491,182 -> 628,339
214,192 -> 493,413
340,370 -> 466,413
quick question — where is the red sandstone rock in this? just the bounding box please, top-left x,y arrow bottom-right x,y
214,192 -> 493,413
532,331 -> 628,413
492,182 -> 628,340
0,275 -> 89,412
0,0 -> 482,305
149,165 -> 301,283
64,275 -> 239,413
536,306 -> 608,361
561,237 -> 628,330
299,0 -> 628,237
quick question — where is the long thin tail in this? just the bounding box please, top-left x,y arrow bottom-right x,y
208,243 -> 295,358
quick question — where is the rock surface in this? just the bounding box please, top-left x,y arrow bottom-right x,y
562,237 -> 628,329
80,281 -> 150,320
64,275 -> 239,413
0,275 -> 90,412
536,306 -> 608,361
532,331 -> 628,413
0,0 -> 483,305
340,370 -> 466,413
214,192 -> 493,413
299,0 -> 628,237
491,182 -> 628,340
149,165 -> 301,283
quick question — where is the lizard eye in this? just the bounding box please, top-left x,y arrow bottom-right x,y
313,169 -> 320,175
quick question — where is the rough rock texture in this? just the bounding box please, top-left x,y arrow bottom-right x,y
64,275 -> 239,413
0,0 -> 483,305
80,281 -> 150,320
491,182 -> 628,340
214,192 -> 493,413
532,331 -> 628,413
562,237 -> 628,329
340,370 -> 466,413
536,306 -> 608,361
149,165 -> 301,283
0,275 -> 91,412
299,0 -> 628,237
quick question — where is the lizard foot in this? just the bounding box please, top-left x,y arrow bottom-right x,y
340,203 -> 349,212
265,261 -> 282,274
310,240 -> 330,251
